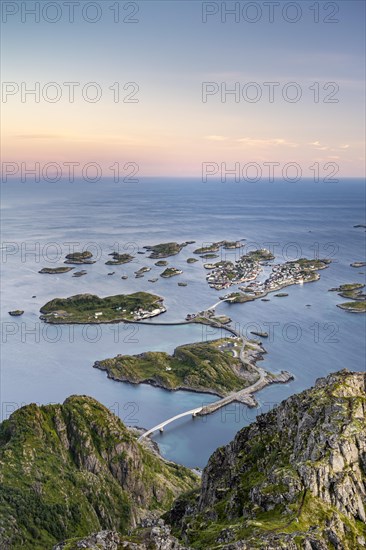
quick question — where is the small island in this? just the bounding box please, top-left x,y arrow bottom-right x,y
351,262 -> 366,268
155,260 -> 168,267
73,270 -> 87,278
160,267 -> 183,278
93,337 -> 293,409
250,331 -> 269,338
135,267 -> 151,276
105,252 -> 134,265
93,338 -> 262,397
337,302 -> 366,313
194,243 -> 221,254
64,251 -> 95,265
39,292 -> 166,323
329,283 -> 365,312
39,267 -> 74,274
187,258 -> 199,263
224,292 -> 255,304
193,240 -> 243,255
329,283 -> 365,300
144,242 -> 186,259
8,310 -> 24,316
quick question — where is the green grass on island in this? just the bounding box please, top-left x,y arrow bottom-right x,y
193,240 -> 243,255
39,292 -> 165,323
105,252 -> 134,265
39,267 -> 74,274
330,283 -> 366,302
94,338 -> 258,396
160,267 -> 183,278
288,258 -> 331,269
245,249 -> 275,262
337,301 -> 366,312
144,242 -> 186,258
64,251 -> 95,264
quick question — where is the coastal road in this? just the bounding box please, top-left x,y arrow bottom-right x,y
137,369 -> 268,442
137,306 -> 268,441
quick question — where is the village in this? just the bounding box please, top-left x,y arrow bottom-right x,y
204,252 -> 325,300
205,249 -> 274,290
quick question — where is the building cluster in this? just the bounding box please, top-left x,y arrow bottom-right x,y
237,262 -> 314,297
205,257 -> 263,290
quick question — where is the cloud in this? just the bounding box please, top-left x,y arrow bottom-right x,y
339,144 -> 350,149
236,138 -> 298,148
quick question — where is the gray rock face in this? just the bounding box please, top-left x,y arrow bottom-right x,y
168,370 -> 366,549
53,522 -> 190,550
53,530 -> 121,549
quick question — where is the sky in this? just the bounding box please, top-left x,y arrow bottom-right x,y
1,0 -> 365,178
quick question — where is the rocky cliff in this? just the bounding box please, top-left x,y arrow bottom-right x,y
0,396 -> 198,549
166,370 -> 366,549
2,370 -> 365,550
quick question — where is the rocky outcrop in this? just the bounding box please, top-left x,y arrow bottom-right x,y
0,397 -> 198,550
167,370 -> 366,549
53,521 -> 190,550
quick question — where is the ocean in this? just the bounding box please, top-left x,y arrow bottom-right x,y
1,178 -> 365,467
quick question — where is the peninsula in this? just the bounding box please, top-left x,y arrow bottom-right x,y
39,292 -> 166,323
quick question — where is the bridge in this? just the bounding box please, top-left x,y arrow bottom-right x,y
137,365 -> 293,442
137,406 -> 204,441
136,299 -> 269,442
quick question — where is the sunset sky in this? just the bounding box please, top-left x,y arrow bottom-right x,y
1,0 -> 365,178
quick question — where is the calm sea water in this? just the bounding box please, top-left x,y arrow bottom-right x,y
1,178 -> 365,467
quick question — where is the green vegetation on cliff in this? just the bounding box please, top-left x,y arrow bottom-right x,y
39,292 -> 165,323
94,339 -> 256,396
166,370 -> 366,549
0,396 -> 198,550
